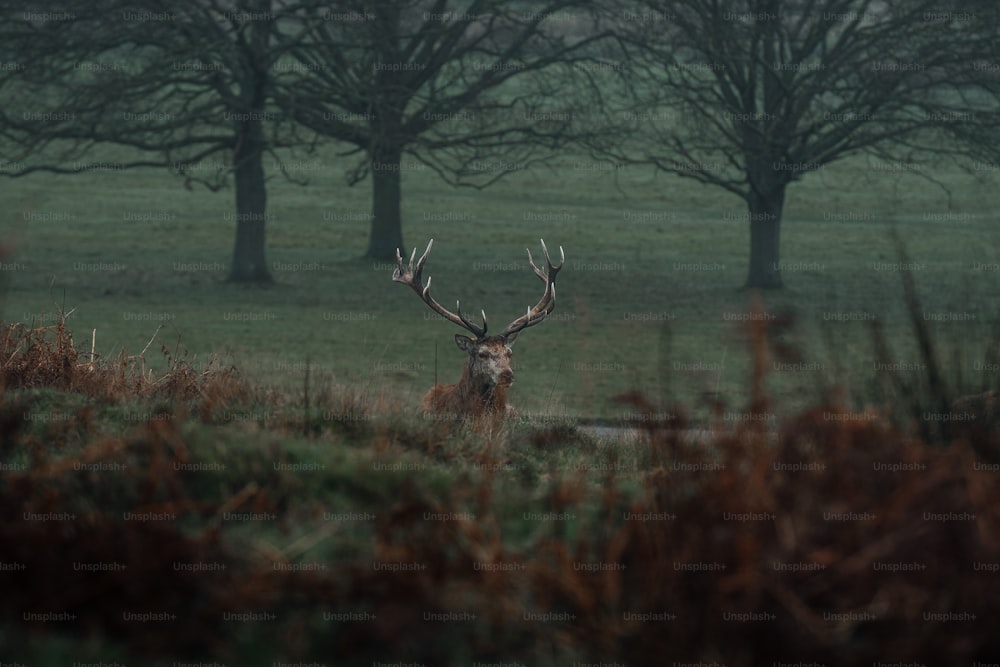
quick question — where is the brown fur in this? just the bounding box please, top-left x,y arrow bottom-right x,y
422,335 -> 518,419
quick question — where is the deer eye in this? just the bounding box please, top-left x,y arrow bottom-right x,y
478,351 -> 490,359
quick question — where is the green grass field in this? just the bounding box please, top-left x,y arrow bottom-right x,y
3,144 -> 998,420
3,144 -> 1000,664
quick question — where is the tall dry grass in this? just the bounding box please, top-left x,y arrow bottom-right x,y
0,296 -> 998,664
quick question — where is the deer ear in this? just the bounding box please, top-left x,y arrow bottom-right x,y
504,331 -> 518,347
455,334 -> 475,351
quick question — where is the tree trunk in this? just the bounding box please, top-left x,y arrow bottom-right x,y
366,145 -> 403,259
743,186 -> 786,289
229,116 -> 272,283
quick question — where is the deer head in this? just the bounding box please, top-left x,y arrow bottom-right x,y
392,239 -> 564,417
455,333 -> 516,389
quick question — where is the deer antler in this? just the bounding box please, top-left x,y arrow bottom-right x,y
499,239 -> 565,338
393,239 -> 487,338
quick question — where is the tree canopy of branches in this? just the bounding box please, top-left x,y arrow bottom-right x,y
2,0 -> 609,269
0,0 -> 318,282
280,0 -> 608,259
592,0 -> 1000,288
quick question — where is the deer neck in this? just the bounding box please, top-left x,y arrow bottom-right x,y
458,363 -> 508,413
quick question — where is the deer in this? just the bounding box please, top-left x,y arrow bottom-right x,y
392,238 -> 564,420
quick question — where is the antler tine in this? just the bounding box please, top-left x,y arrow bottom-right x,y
526,238 -> 565,282
455,301 -> 488,335
499,239 -> 564,338
392,238 -> 487,338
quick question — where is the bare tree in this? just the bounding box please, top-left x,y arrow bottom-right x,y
278,0 -> 608,259
590,0 -> 1000,288
0,0 -> 318,282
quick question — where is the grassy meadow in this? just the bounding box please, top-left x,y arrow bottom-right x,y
3,145 -> 1000,420
2,143 -> 1000,665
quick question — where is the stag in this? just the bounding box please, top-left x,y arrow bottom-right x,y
393,239 -> 564,419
